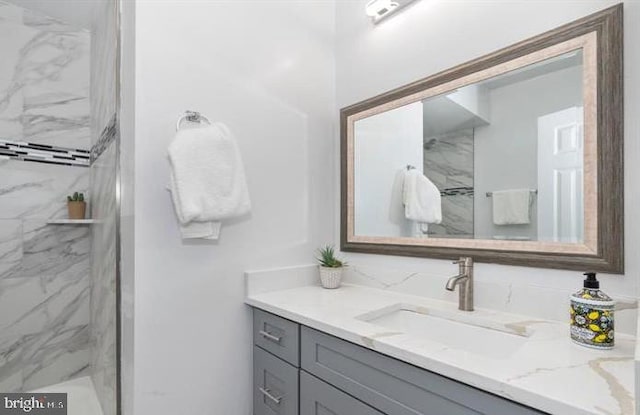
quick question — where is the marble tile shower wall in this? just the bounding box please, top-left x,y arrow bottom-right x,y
0,1 -> 90,149
89,1 -> 118,414
90,0 -> 117,148
89,142 -> 116,415
423,129 -> 474,238
0,1 -> 91,392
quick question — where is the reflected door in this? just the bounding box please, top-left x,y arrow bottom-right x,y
537,107 -> 584,243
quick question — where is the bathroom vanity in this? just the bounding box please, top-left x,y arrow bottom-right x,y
247,282 -> 635,415
252,307 -> 545,415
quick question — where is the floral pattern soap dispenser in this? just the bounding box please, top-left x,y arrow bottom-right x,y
570,272 -> 615,349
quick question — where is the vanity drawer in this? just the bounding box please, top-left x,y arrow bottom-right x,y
300,370 -> 385,415
254,346 -> 299,415
301,327 -> 545,415
254,309 -> 300,366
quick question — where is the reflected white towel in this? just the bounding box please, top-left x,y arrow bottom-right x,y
492,189 -> 531,225
168,123 -> 251,240
402,169 -> 442,232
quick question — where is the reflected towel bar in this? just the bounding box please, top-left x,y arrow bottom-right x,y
486,189 -> 538,197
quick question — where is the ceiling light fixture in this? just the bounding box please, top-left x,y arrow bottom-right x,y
365,0 -> 400,23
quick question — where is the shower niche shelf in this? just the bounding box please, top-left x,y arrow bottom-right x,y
46,219 -> 97,225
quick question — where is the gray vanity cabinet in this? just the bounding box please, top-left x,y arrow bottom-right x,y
254,346 -> 299,415
300,371 -> 385,415
252,308 -> 546,415
254,308 -> 300,366
300,327 -> 545,415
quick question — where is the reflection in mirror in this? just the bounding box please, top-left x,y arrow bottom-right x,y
354,50 -> 584,244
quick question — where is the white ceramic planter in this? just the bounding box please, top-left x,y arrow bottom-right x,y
318,266 -> 343,289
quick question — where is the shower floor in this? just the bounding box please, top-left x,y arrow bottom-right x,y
31,376 -> 103,415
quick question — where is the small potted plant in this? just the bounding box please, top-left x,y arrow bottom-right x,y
67,192 -> 86,220
316,245 -> 347,289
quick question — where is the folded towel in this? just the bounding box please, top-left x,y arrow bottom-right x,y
402,169 -> 442,233
168,123 -> 251,240
492,189 -> 531,225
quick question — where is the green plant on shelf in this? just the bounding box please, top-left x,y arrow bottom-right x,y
316,245 -> 346,268
67,192 -> 85,202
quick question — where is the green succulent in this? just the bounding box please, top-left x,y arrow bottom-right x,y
316,245 -> 346,268
67,192 -> 85,202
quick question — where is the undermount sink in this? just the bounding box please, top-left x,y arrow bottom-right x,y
357,304 -> 531,359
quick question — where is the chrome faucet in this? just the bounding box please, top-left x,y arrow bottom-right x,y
445,257 -> 474,311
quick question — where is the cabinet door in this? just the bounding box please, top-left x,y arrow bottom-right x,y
254,346 -> 299,415
301,327 -> 546,415
300,371 -> 385,415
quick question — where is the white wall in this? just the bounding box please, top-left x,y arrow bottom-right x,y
354,102 -> 423,237
474,66 -> 583,240
130,1 -> 335,414
336,0 -> 638,302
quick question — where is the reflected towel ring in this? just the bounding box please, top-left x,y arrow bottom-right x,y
176,110 -> 212,131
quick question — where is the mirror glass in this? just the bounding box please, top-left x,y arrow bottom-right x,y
353,50 -> 585,243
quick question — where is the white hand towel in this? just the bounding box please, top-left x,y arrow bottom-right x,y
402,169 -> 442,232
492,189 -> 531,225
168,123 -> 251,240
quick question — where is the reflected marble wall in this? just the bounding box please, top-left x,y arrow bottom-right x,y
0,1 -> 91,392
423,129 -> 474,238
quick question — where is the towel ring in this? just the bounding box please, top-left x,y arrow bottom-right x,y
176,110 -> 212,131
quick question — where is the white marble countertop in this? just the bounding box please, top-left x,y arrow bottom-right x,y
246,283 -> 635,415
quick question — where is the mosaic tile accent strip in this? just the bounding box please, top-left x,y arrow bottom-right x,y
440,186 -> 474,197
0,139 -> 90,167
91,114 -> 118,163
0,113 -> 118,168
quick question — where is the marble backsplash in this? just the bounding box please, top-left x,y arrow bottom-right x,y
343,261 -> 638,336
246,263 -> 638,336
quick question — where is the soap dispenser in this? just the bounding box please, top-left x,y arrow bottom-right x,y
570,272 -> 615,349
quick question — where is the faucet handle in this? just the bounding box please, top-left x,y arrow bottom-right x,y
453,257 -> 473,267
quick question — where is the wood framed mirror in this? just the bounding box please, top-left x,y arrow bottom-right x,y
340,5 -> 623,273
